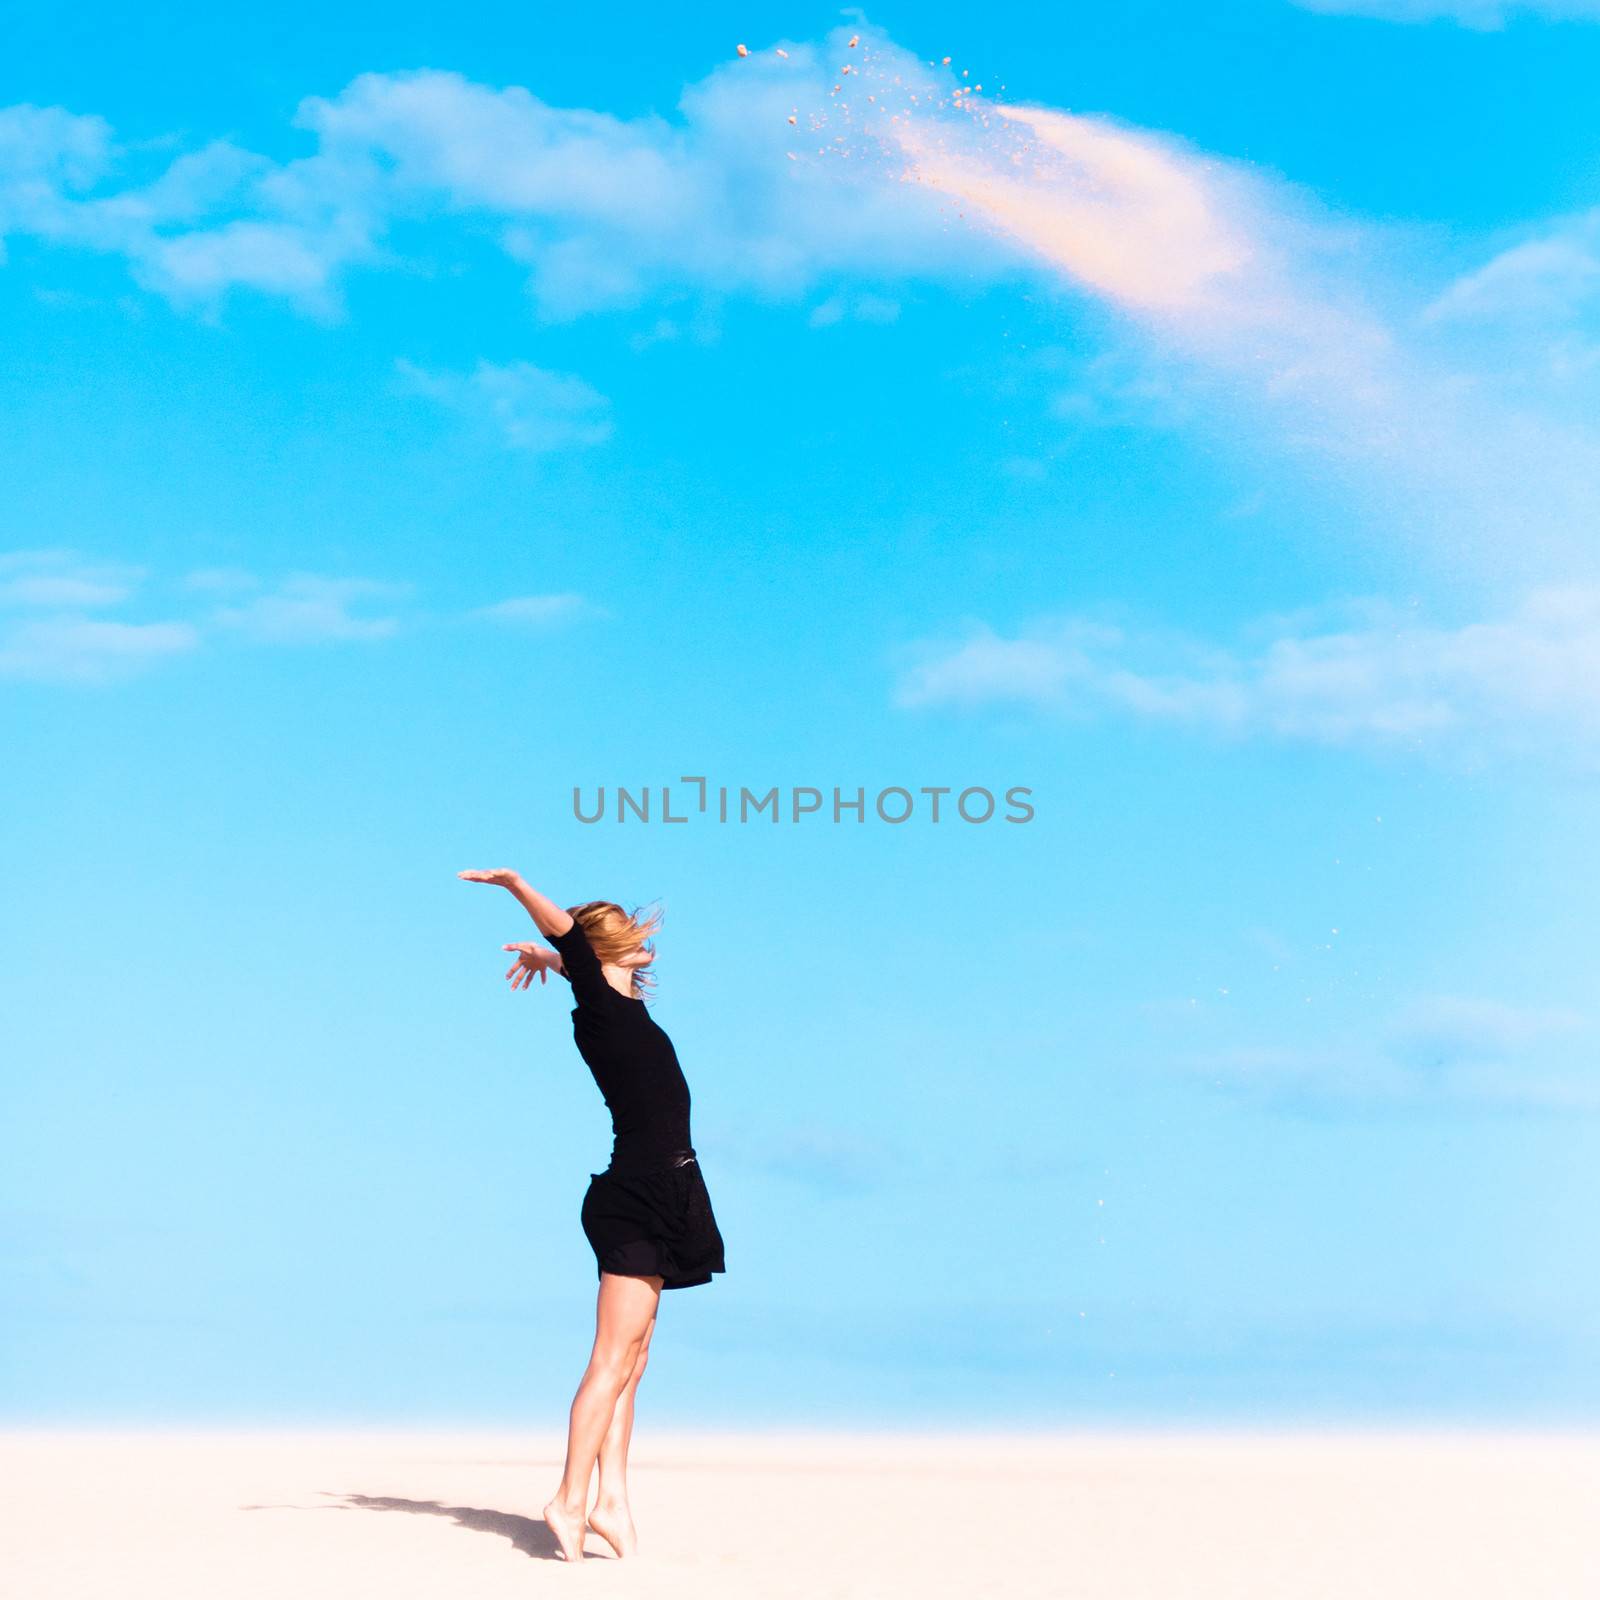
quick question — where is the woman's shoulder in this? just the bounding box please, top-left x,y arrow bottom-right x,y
548,917 -> 590,950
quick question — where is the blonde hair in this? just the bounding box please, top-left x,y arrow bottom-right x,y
569,900 -> 662,998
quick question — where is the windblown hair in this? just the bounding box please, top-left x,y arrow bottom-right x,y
568,899 -> 663,998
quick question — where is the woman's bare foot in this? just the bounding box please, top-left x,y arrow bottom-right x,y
542,1495 -> 588,1563
587,1498 -> 638,1559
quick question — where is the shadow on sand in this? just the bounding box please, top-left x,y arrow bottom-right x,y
328,1493 -> 589,1562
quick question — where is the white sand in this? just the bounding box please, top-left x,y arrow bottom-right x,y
3,1429 -> 1597,1598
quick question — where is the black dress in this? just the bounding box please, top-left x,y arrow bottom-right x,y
547,919 -> 726,1291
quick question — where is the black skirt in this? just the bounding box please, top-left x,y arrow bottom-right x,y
581,1149 -> 727,1291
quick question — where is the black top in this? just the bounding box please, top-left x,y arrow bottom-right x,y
547,919 -> 693,1168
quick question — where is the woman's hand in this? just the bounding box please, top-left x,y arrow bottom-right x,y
457,866 -> 573,938
503,941 -> 562,991
458,867 -> 524,888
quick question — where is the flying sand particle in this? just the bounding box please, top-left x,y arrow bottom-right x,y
776,47 -> 789,58
787,114 -> 797,124
736,43 -> 749,57
849,34 -> 859,47
941,55 -> 951,64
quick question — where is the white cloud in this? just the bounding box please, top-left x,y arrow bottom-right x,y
0,549 -> 142,609
1425,212 -> 1600,326
0,104 -> 112,198
1389,994 -> 1587,1066
1046,346 -> 1193,431
397,358 -> 612,452
2,31 -> 1599,571
895,104 -> 1261,321
469,592 -> 598,627
0,615 -> 198,683
896,619 -> 1123,710
628,316 -> 681,351
142,219 -> 359,311
0,549 -> 610,684
0,548 -> 193,681
1185,995 -> 1597,1113
895,587 -> 1600,763
808,292 -> 901,328
0,39 -> 970,318
207,574 -> 408,642
1290,0 -> 1600,26
884,94 -> 1600,570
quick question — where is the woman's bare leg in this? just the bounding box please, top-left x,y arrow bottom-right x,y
542,1272 -> 662,1564
588,1311 -> 656,1557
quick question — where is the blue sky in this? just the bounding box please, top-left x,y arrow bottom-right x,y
4,2 -> 1599,1428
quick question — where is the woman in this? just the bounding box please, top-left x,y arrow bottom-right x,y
457,866 -> 726,1564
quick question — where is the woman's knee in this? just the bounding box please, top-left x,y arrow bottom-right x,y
589,1337 -> 645,1392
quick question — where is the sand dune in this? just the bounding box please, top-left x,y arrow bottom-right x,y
3,1429 -> 1597,1598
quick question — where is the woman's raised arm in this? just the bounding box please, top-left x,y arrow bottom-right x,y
457,867 -> 575,940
